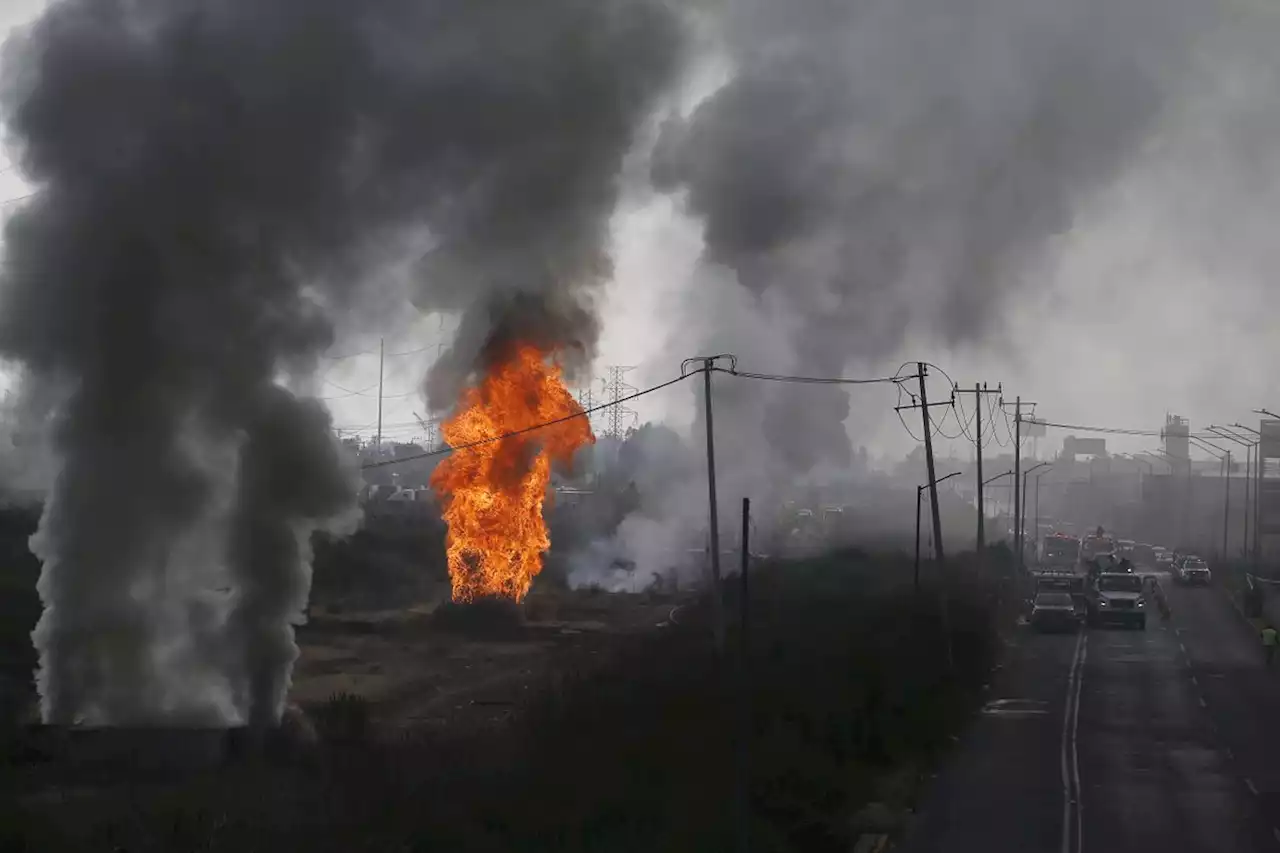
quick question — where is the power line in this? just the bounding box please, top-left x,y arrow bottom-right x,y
322,343 -> 438,362
1026,418 -> 1222,440
361,370 -> 700,470
713,367 -> 904,386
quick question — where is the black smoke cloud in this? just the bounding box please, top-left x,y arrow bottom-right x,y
0,0 -> 683,726
655,0 -> 1209,473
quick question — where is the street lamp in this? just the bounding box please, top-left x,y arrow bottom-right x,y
983,470 -> 1014,542
1151,445 -> 1193,546
1210,425 -> 1257,560
1189,435 -> 1231,560
917,470 -> 962,594
1236,423 -> 1262,565
1021,462 -> 1050,568
1033,464 -> 1054,564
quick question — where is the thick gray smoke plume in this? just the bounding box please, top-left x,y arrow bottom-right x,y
654,0 -> 1210,475
0,0 -> 682,726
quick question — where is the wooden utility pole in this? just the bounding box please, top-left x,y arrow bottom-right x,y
918,364 -> 946,563
895,365 -> 953,563
954,383 -> 1001,551
896,365 -> 956,675
702,359 -> 725,652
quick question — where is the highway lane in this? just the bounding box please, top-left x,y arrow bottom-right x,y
1077,619 -> 1269,852
1166,581 -> 1280,834
899,583 -> 1280,852
896,627 -> 1080,853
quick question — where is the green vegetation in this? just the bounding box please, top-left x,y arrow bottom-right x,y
3,546 -> 1013,853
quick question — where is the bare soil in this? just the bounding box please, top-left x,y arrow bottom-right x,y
291,580 -> 692,736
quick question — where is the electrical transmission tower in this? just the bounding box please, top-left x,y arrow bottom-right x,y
602,366 -> 638,438
576,382 -> 596,434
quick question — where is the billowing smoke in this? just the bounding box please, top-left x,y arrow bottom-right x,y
654,0 -> 1211,477
0,0 -> 683,726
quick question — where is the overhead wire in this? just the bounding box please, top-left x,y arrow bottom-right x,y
1024,418 -> 1222,440
361,369 -> 700,469
360,359 -> 912,468
712,366 -> 903,386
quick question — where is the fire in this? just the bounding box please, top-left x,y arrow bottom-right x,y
430,342 -> 595,603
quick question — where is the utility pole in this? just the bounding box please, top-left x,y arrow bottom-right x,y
954,382 -> 1001,551
917,364 -> 946,563
683,355 -> 733,653
897,364 -> 954,676
375,337 -> 385,452
704,361 -> 723,652
736,497 -> 751,853
1006,397 -> 1037,568
1013,398 -> 1021,566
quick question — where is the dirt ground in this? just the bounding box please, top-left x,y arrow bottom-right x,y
290,581 -> 693,736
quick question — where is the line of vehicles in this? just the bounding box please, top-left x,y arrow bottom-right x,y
1028,526 -> 1214,633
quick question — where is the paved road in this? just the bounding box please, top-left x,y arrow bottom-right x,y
898,578 -> 1280,853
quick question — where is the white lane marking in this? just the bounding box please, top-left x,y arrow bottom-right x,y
1246,778 -> 1259,795
1272,827 -> 1280,844
1061,628 -> 1086,853
1191,675 -> 1199,687
1199,696 -> 1208,708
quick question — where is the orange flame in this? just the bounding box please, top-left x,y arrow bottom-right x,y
430,343 -> 595,603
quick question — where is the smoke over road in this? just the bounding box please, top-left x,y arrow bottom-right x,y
0,0 -> 683,726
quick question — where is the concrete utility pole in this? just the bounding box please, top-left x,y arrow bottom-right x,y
375,337 -> 385,452
1007,397 -> 1037,568
955,382 -> 1001,552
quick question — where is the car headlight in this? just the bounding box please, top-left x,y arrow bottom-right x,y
1098,599 -> 1108,606
1136,599 -> 1145,608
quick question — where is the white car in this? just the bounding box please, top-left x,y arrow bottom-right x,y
1175,556 -> 1212,586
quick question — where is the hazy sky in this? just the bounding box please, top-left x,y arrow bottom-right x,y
5,0 -> 1280,468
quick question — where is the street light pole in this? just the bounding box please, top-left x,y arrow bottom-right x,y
1034,466 -> 1052,563
982,470 -> 1014,547
1213,425 -> 1260,560
1236,423 -> 1262,566
1189,435 -> 1231,560
1021,462 -> 1050,564
916,471 -> 962,593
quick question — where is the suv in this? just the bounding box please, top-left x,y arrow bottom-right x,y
1175,556 -> 1212,586
1087,572 -> 1147,629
